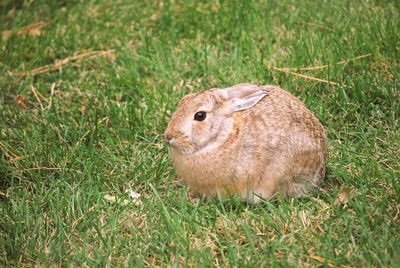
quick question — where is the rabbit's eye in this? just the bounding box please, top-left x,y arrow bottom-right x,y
194,111 -> 206,121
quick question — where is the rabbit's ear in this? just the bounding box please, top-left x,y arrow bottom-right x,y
230,91 -> 268,111
214,84 -> 268,112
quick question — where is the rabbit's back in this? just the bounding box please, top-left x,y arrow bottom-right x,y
237,86 -> 327,198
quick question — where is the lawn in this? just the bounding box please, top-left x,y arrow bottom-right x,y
0,0 -> 399,266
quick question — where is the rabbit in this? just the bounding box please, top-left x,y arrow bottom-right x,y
164,83 -> 327,203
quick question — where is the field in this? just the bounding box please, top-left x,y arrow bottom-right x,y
0,0 -> 399,266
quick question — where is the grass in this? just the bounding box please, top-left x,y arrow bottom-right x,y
0,0 -> 399,266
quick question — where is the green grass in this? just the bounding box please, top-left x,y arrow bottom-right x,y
0,0 -> 399,266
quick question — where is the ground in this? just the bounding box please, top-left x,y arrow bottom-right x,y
0,0 -> 399,266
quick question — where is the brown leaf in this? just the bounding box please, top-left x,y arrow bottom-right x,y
335,187 -> 349,206
331,178 -> 342,186
16,94 -> 28,109
339,187 -> 349,201
80,105 -> 86,114
275,251 -> 283,259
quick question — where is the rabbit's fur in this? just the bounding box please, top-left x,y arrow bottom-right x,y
164,84 -> 327,203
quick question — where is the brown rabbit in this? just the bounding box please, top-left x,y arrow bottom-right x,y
164,84 -> 327,203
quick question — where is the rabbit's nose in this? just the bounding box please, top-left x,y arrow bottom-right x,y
164,131 -> 173,144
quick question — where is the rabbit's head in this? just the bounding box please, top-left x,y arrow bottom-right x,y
164,84 -> 268,155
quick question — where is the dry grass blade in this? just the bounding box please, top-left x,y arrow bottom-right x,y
72,206 -> 95,229
271,54 -> 372,85
271,68 -> 338,85
274,54 -> 373,71
10,49 -> 116,76
310,255 -> 326,262
310,255 -> 335,266
46,83 -> 56,110
335,54 -> 373,65
2,21 -> 49,40
74,116 -> 109,149
299,21 -> 333,31
31,85 -> 44,110
15,21 -> 48,32
6,154 -> 35,163
16,167 -> 82,173
0,141 -> 18,158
